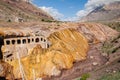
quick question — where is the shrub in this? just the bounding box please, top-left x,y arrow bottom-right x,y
99,72 -> 120,80
80,73 -> 90,80
75,73 -> 90,80
101,34 -> 120,54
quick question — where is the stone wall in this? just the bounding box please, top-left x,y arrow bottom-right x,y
2,36 -> 51,62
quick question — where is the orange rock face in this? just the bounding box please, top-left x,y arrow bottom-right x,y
1,22 -> 119,79
7,28 -> 89,79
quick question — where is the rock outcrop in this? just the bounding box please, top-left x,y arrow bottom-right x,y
0,22 -> 119,79
6,28 -> 89,79
0,60 -> 14,80
77,23 -> 119,43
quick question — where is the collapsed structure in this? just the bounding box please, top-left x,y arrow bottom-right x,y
2,36 -> 51,62
0,28 -> 89,80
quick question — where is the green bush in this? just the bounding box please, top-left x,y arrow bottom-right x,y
80,73 -> 90,80
75,73 -> 90,80
101,41 -> 114,54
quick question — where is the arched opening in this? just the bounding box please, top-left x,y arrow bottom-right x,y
44,39 -> 46,42
6,40 -> 10,45
41,38 -> 43,41
32,38 -> 34,42
17,39 -> 21,44
28,39 -> 30,43
22,39 -> 26,44
12,40 -> 15,44
35,38 -> 39,42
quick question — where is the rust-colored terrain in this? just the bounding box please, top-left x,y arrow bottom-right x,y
0,0 -> 120,80
0,22 -> 119,80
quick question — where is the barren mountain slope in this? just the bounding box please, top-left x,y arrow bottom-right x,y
81,1 -> 120,22
0,0 -> 53,22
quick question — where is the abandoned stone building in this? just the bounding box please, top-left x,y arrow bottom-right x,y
1,36 -> 51,62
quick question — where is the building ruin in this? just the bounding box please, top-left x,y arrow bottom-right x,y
2,36 -> 51,62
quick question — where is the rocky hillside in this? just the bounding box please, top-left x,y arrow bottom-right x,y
81,1 -> 120,22
0,0 -> 53,22
0,22 -> 119,79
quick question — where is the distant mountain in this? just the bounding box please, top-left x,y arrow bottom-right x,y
0,0 -> 53,22
81,1 -> 120,22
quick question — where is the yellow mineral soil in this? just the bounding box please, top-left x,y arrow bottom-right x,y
8,28 -> 89,80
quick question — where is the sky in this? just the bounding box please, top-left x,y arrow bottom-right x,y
32,0 -> 120,21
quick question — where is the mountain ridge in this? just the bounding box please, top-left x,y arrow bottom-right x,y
81,1 -> 120,22
0,0 -> 54,22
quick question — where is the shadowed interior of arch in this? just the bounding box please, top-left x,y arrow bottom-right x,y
12,40 -> 15,44
17,39 -> 21,44
22,39 -> 26,44
6,40 -> 10,45
36,38 -> 39,42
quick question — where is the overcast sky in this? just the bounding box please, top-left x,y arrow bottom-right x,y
32,0 -> 120,21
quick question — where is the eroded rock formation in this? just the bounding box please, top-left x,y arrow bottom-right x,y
77,23 -> 119,43
0,22 -> 119,79
4,28 -> 89,79
0,60 -> 14,80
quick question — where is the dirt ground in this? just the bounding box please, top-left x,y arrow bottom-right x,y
43,43 -> 108,80
88,60 -> 120,80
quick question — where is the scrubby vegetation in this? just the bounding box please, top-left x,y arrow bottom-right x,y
104,22 -> 120,32
75,73 -> 90,80
99,71 -> 120,80
101,34 -> 120,54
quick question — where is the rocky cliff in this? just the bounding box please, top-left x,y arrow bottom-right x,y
4,29 -> 89,79
1,22 -> 119,79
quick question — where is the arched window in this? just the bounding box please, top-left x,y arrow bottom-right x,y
6,40 -> 10,45
32,38 -> 34,42
35,38 -> 39,42
44,39 -> 46,42
12,40 -> 15,44
17,39 -> 21,44
22,39 -> 26,44
28,39 -> 30,43
41,38 -> 43,41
